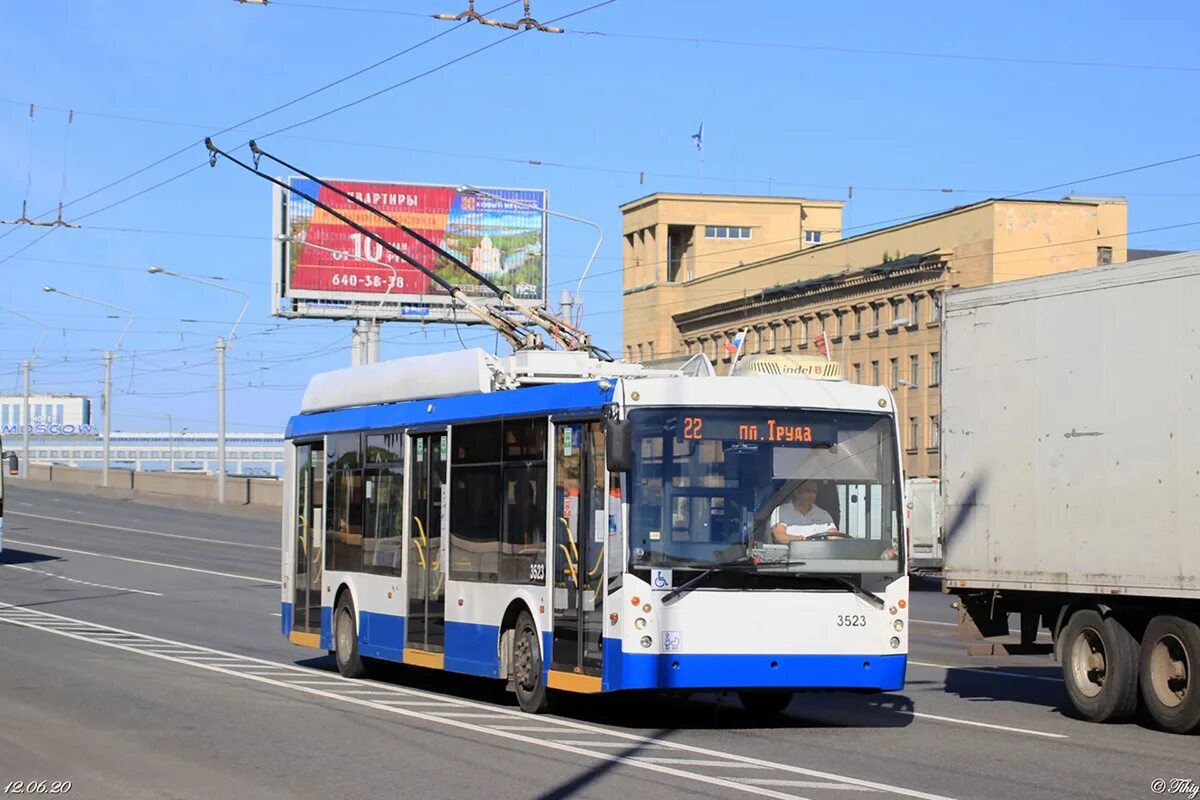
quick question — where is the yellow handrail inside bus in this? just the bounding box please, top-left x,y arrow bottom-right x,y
413,515 -> 427,569
559,516 -> 579,564
558,543 -> 578,587
586,544 -> 604,579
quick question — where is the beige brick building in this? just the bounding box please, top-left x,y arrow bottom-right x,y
621,193 -> 1129,477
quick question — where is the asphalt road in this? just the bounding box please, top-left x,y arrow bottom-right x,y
0,485 -> 1194,800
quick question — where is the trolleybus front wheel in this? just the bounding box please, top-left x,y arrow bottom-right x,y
334,594 -> 368,679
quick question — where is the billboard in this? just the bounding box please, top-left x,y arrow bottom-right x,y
271,178 -> 548,322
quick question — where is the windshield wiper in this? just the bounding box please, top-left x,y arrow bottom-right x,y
791,574 -> 886,609
662,557 -> 756,603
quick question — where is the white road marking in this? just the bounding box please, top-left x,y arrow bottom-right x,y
909,660 -> 1064,683
557,741 -> 672,749
906,710 -> 1066,738
431,711 -> 513,719
8,510 -> 276,551
0,602 -> 970,800
4,538 -> 278,584
732,780 -> 878,791
635,758 -> 758,768
1,564 -> 163,596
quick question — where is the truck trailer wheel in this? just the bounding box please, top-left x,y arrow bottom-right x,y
1138,615 -> 1200,734
1060,609 -> 1139,723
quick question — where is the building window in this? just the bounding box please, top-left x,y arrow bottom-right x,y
930,351 -> 941,387
852,362 -> 862,383
872,304 -> 882,330
890,358 -> 900,389
930,291 -> 943,323
704,225 -> 752,240
626,346 -> 633,362
908,417 -> 920,452
871,360 -> 880,385
637,344 -> 644,363
750,328 -> 762,354
766,324 -> 778,352
799,318 -> 809,347
891,298 -> 907,328
909,354 -> 920,387
929,415 -> 941,450
852,307 -> 863,336
1097,246 -> 1113,266
804,230 -> 822,244
835,311 -> 846,340
648,341 -> 655,361
909,295 -> 921,325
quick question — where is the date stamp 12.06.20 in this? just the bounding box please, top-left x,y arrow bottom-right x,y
3,781 -> 72,795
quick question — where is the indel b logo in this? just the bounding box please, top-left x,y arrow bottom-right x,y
461,195 -> 477,212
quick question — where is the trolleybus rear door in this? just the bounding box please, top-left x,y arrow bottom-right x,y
550,420 -> 605,688
407,431 -> 447,657
291,442 -> 323,647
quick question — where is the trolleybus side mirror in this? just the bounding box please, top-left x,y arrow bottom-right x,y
604,419 -> 632,473
7,453 -> 16,476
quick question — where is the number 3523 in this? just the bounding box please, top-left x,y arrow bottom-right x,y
836,614 -> 867,627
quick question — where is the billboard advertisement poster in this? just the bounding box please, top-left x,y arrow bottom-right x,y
272,178 -> 548,322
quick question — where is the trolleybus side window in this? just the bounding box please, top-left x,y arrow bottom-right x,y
449,418 -> 548,584
326,433 -> 364,572
364,431 -> 404,576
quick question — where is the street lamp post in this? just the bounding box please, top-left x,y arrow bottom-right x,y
457,186 -> 602,326
148,266 -> 248,503
0,306 -> 47,478
42,287 -> 133,488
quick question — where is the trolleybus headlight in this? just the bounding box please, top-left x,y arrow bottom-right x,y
642,603 -> 652,613
634,618 -> 647,630
889,636 -> 901,649
640,635 -> 653,649
893,619 -> 904,632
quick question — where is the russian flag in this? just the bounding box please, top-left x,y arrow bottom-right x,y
725,330 -> 746,356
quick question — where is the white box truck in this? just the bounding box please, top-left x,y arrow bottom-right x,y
905,477 -> 942,575
941,251 -> 1200,734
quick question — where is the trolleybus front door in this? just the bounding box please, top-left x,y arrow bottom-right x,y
407,432 -> 447,655
291,442 -> 323,646
551,421 -> 605,685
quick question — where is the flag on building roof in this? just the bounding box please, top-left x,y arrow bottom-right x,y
814,332 -> 829,357
725,328 -> 745,355
691,121 -> 704,152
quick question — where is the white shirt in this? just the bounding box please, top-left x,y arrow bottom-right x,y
777,502 -> 835,538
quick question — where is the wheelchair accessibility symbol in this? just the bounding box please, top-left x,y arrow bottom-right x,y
651,568 -> 672,590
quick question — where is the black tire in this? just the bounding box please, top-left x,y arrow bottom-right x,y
334,593 -> 367,679
1060,609 -> 1139,723
738,691 -> 794,716
1138,615 -> 1200,734
511,611 -> 548,713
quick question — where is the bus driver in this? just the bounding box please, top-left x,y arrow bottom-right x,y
771,480 -> 839,542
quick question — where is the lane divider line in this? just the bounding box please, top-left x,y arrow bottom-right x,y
4,539 -> 278,584
8,511 -> 277,551
909,660 -> 1064,684
0,564 -> 162,596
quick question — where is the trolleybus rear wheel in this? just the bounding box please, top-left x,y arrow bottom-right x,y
334,594 -> 368,679
512,611 -> 549,713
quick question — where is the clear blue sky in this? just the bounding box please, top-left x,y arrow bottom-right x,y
2,0 -> 1198,432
